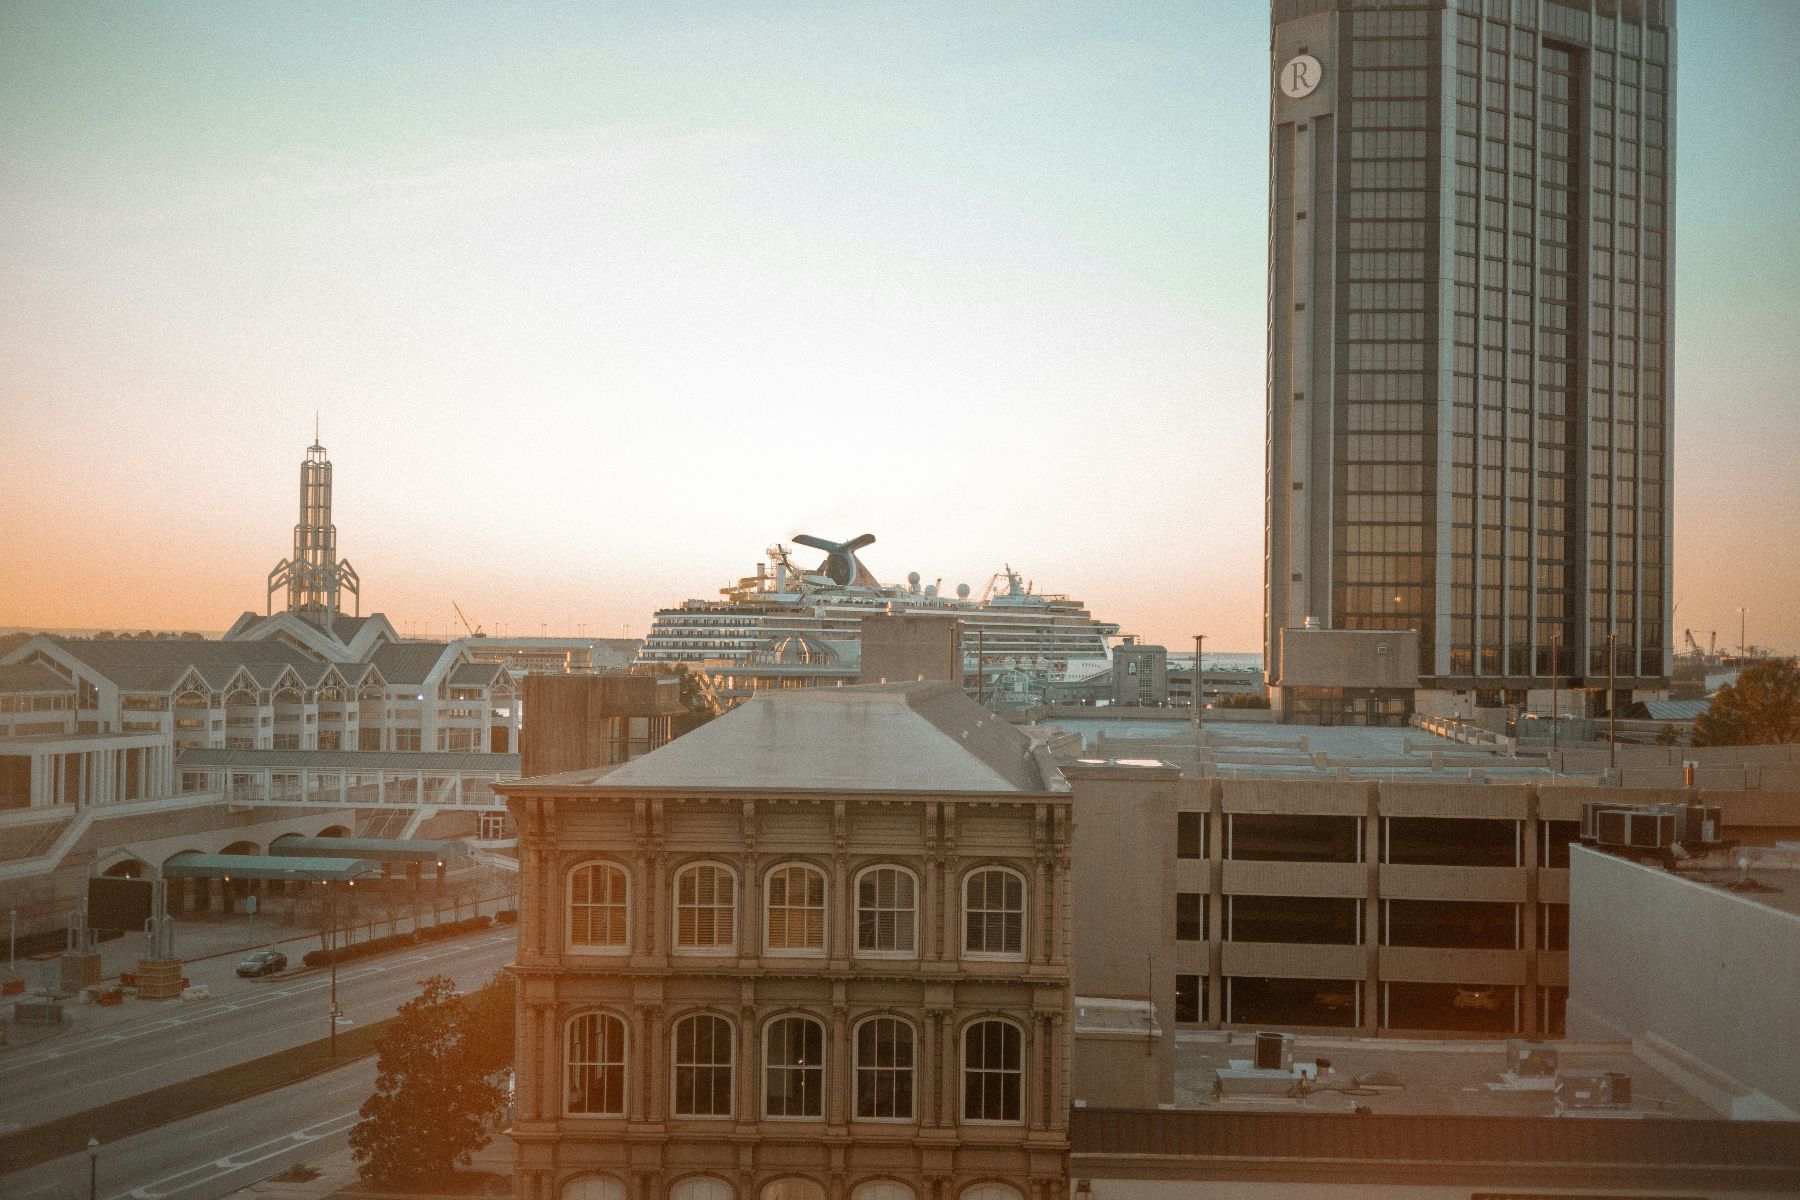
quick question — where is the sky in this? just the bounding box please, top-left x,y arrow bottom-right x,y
2,1 -> 1797,656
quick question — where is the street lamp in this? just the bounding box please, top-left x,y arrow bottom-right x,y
1192,633 -> 1206,735
323,881 -> 341,1058
1606,631 -> 1618,773
87,1135 -> 99,1200
1549,632 -> 1561,763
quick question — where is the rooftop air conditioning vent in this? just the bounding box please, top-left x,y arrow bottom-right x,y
1254,1031 -> 1295,1072
1507,1040 -> 1559,1078
1557,1069 -> 1632,1110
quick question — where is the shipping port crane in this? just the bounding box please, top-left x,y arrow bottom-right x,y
453,602 -> 486,638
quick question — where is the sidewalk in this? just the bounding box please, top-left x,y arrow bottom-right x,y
1,891 -> 516,1052
235,1136 -> 512,1198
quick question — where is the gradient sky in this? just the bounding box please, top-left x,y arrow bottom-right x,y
2,1 -> 1796,654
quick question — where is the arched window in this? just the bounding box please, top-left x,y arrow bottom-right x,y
763,1015 -> 825,1118
565,1011 -> 626,1116
670,1178 -> 735,1200
959,1186 -> 1023,1200
855,866 -> 917,956
764,863 -> 826,953
568,862 -> 628,952
851,1183 -> 916,1200
961,1019 -> 1023,1123
674,862 -> 736,952
760,1181 -> 825,1200
672,1013 -> 734,1117
561,1175 -> 628,1200
853,1016 -> 915,1121
963,867 -> 1026,958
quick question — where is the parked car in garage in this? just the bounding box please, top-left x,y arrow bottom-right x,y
235,949 -> 288,978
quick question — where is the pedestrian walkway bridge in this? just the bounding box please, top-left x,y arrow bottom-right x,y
174,748 -> 520,810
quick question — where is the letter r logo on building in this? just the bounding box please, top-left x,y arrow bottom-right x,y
1280,54 -> 1323,100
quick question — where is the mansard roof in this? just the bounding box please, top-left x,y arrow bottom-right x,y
528,681 -> 1065,796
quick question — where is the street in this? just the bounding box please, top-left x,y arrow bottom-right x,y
0,927 -> 516,1134
2,1055 -> 377,1200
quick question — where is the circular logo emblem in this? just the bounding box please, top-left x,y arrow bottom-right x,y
1279,54 -> 1323,99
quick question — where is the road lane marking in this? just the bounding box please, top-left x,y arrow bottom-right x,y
115,1108 -> 361,1199
0,935 -> 514,1082
0,935 -> 514,1124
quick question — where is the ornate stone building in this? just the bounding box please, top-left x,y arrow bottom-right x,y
500,682 -> 1072,1200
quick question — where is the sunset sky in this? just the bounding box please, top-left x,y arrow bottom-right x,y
3,1 -> 1797,655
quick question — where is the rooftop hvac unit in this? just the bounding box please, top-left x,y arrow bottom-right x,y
1583,802 -> 1677,850
1557,1069 -> 1633,1109
1674,804 -> 1725,846
1254,1031 -> 1295,1072
1506,1040 -> 1559,1078
1213,1068 -> 1300,1099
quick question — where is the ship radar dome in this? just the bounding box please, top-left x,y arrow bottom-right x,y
907,571 -> 921,592
956,582 -> 972,599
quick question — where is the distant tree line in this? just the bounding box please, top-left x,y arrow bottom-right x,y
1691,659 -> 1800,746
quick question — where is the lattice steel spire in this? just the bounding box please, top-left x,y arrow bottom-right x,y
266,431 -> 360,625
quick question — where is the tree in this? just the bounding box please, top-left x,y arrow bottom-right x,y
460,969 -> 517,1081
351,974 -> 511,1189
1654,722 -> 1680,747
1691,658 -> 1800,746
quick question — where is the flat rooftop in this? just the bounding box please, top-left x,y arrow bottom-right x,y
1171,1031 -> 1718,1120
1665,860 -> 1800,919
1043,718 -> 1580,781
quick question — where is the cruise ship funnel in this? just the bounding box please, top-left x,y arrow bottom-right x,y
792,533 -> 879,587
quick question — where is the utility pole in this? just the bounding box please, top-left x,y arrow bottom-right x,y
1144,953 -> 1156,1057
1607,631 -> 1617,773
327,883 -> 340,1057
1739,607 -> 1747,663
1550,633 -> 1560,763
975,630 -> 984,706
1192,633 -> 1206,735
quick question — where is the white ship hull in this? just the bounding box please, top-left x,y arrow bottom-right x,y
633,538 -> 1121,704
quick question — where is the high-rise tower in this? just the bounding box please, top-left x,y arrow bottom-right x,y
266,434 -> 359,626
1265,0 -> 1673,725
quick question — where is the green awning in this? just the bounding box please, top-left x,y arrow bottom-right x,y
268,837 -> 469,864
161,852 -> 381,882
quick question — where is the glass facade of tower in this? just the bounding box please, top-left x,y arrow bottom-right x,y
1267,0 -> 1673,720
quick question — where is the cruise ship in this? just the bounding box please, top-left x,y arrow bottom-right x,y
634,534 -> 1122,708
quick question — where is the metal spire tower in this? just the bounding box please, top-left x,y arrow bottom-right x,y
266,431 -> 360,625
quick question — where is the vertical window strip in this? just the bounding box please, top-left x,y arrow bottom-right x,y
566,1012 -> 625,1116
856,868 -> 917,953
854,1017 -> 916,1120
962,1020 -> 1023,1122
570,864 -> 628,948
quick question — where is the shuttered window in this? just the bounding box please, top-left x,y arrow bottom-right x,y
963,868 -> 1025,958
568,863 -> 628,950
675,863 -> 735,950
855,867 -> 917,955
764,864 -> 826,952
